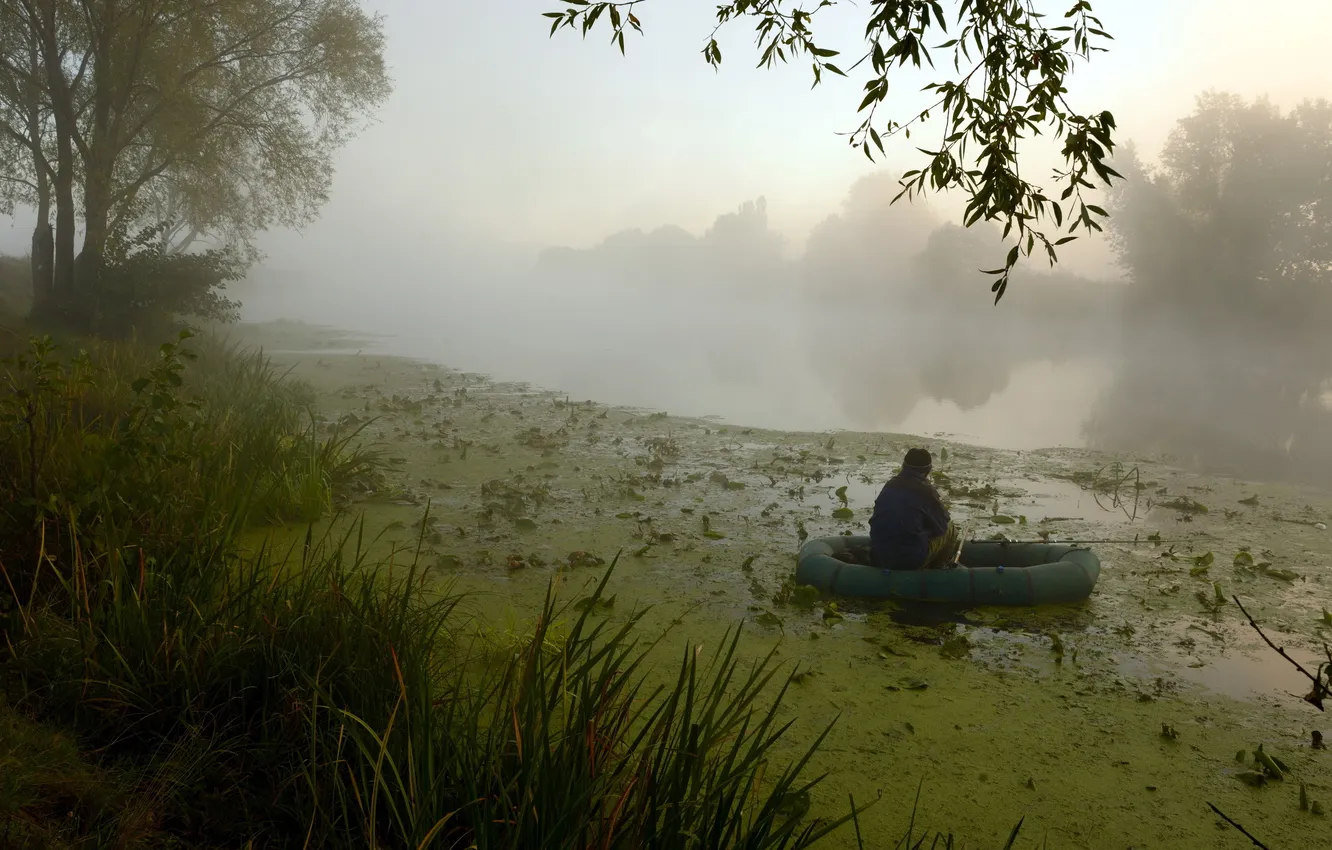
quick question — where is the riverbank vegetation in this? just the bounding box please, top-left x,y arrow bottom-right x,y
0,328 -> 868,847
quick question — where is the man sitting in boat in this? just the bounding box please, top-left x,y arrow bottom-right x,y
868,448 -> 961,570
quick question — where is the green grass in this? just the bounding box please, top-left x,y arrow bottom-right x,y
0,331 -> 383,594
0,330 -> 875,848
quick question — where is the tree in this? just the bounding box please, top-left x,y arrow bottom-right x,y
544,0 -> 1120,302
0,0 -> 390,330
800,171 -> 941,303
1089,93 -> 1332,484
0,0 -> 57,314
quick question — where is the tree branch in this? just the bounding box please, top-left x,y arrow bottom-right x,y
1232,594 -> 1329,710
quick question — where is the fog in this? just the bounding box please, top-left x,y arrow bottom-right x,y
10,0 -> 1332,485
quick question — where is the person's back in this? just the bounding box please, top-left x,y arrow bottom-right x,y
869,448 -> 958,570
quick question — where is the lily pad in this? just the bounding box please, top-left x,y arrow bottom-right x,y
1160,496 -> 1209,514
885,677 -> 930,692
831,507 -> 855,521
990,515 -> 1017,525
1258,565 -> 1300,582
573,594 -> 616,613
941,633 -> 971,659
755,611 -> 783,629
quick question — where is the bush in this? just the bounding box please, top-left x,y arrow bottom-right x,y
0,330 -> 382,599
88,224 -> 246,339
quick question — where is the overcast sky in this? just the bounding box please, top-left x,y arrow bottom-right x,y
4,0 -> 1332,277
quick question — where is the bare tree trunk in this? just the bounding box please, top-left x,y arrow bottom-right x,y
35,0 -> 80,326
74,163 -> 111,291
30,215 -> 53,317
74,1 -> 118,321
49,120 -> 76,313
20,8 -> 54,318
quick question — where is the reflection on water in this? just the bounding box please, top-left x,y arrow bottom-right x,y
237,273 -> 1110,450
1176,649 -> 1324,701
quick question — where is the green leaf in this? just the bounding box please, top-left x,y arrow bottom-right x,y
831,507 -> 855,520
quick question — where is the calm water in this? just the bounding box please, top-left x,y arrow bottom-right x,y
236,272 -> 1112,450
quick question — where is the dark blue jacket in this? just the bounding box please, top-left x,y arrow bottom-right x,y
869,471 -> 950,570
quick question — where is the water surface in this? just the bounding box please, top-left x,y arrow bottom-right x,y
237,272 -> 1112,449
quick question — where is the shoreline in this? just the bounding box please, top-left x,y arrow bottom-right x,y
241,319 -> 1332,848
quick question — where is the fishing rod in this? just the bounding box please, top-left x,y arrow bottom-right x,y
953,520 -> 968,564
967,536 -> 1195,545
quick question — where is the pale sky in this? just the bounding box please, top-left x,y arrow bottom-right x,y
259,0 -> 1332,275
4,0 -> 1332,275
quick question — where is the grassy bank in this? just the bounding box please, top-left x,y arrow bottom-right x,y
0,330 -> 866,848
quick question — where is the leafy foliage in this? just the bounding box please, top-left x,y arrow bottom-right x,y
0,332 -> 382,594
0,0 -> 391,322
544,0 -> 1120,302
89,223 -> 246,338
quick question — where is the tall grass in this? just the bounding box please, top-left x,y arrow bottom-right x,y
0,331 -> 381,596
4,512 -> 861,846
0,331 -> 869,847
327,558 -> 855,849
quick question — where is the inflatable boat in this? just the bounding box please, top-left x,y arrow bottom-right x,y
794,536 -> 1101,605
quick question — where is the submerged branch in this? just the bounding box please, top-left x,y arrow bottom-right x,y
1205,802 -> 1271,849
1232,594 -> 1329,710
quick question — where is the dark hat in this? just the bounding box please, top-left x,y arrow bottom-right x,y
903,448 -> 932,473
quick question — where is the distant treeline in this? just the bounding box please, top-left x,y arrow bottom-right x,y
534,91 -> 1332,487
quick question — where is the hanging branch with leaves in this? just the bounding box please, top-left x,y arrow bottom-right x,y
543,0 -> 1120,303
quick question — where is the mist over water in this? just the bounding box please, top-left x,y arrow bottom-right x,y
237,176 -> 1119,451
238,270 -> 1111,449
241,86 -> 1332,494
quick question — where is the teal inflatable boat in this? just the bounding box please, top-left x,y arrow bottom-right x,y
795,536 -> 1101,606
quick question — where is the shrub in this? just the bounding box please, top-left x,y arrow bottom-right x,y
88,223 -> 245,339
0,331 -> 382,599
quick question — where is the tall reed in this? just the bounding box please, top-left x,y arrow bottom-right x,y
1,331 -> 864,847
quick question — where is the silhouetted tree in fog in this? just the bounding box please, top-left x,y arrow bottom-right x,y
1089,93 -> 1332,484
535,198 -> 789,292
800,173 -> 940,304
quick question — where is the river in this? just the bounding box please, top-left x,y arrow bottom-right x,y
236,269 -> 1114,450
